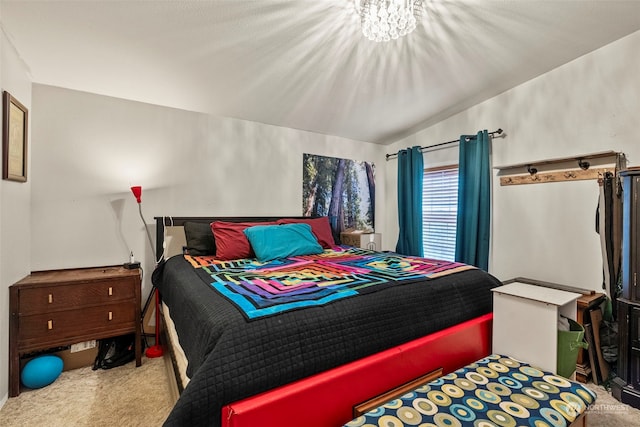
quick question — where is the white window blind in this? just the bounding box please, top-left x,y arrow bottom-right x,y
422,166 -> 458,261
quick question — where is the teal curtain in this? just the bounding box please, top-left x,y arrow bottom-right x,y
396,146 -> 424,256
455,130 -> 490,270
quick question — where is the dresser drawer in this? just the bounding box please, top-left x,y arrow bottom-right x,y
18,302 -> 136,347
18,279 -> 136,315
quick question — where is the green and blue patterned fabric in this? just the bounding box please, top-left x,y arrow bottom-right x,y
344,354 -> 596,427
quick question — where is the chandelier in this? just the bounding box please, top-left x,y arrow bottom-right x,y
357,0 -> 423,42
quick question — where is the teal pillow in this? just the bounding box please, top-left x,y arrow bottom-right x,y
244,223 -> 323,262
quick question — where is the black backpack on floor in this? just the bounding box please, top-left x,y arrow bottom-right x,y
92,334 -> 136,370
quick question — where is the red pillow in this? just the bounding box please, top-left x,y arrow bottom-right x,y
277,217 -> 335,249
210,221 -> 276,260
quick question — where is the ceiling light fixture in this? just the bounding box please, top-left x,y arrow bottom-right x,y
357,0 -> 423,42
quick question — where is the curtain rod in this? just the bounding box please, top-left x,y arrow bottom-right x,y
385,128 -> 504,160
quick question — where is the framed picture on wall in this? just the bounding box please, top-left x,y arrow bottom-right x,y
2,91 -> 28,182
303,153 -> 375,237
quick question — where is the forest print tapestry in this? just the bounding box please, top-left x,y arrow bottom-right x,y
303,154 -> 375,235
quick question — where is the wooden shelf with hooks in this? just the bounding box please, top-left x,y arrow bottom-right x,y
494,151 -> 620,186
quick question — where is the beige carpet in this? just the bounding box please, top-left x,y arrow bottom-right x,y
584,382 -> 640,427
2,355 -> 640,426
0,356 -> 174,427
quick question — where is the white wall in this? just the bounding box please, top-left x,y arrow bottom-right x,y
0,28 -> 32,406
30,84 -> 386,299
385,30 -> 640,291
5,20 -> 639,407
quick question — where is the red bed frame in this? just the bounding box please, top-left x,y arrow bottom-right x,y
222,312 -> 493,427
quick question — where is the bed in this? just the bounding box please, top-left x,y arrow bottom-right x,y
151,216 -> 501,427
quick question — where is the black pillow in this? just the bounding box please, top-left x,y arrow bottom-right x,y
184,222 -> 216,256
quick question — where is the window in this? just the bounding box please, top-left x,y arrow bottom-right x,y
422,166 -> 458,261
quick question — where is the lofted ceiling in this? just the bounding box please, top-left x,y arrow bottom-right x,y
1,0 -> 640,144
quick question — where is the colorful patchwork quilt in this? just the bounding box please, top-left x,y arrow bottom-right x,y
185,246 -> 474,320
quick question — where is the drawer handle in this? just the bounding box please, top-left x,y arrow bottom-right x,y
108,311 -> 113,321
108,287 -> 113,296
47,320 -> 53,330
48,294 -> 53,304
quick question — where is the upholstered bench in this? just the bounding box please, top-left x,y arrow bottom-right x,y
344,354 -> 596,427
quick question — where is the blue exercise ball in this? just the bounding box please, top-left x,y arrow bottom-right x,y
21,355 -> 64,389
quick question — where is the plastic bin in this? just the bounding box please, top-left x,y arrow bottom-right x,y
557,318 -> 588,378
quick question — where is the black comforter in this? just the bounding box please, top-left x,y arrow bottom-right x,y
153,254 -> 500,426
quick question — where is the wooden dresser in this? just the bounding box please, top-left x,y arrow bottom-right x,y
9,266 -> 142,397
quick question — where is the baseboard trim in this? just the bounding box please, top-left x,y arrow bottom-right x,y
0,392 -> 7,412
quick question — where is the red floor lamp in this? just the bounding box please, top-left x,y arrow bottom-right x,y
130,185 -> 163,358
